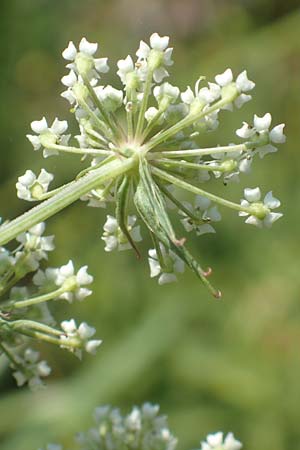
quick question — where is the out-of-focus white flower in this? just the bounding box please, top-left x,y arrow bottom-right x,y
12,348 -> 51,391
54,260 -> 93,302
180,196 -> 221,235
201,431 -> 242,450
16,222 -> 55,271
239,187 -> 283,228
102,215 -> 142,252
26,117 -> 70,157
148,244 -> 184,285
16,169 -> 54,201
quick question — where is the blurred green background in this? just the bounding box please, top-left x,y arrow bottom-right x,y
0,0 -> 300,449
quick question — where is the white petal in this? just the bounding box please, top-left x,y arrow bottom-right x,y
207,432 -> 223,446
31,117 -> 48,134
269,123 -> 286,144
103,215 -> 118,233
195,195 -> 211,211
61,318 -> 77,334
94,57 -> 109,73
78,322 -> 95,339
150,33 -> 169,51
254,113 -> 272,132
62,41 -> 77,60
181,86 -> 195,104
102,235 -> 118,252
136,40 -> 150,59
224,432 -> 243,450
117,55 -> 134,72
245,215 -> 262,227
61,70 -> 77,87
51,118 -> 68,135
85,339 -> 102,354
26,134 -> 41,150
158,272 -> 177,285
236,70 -> 255,92
263,212 -> 283,227
60,260 -> 74,278
153,67 -> 169,83
234,93 -> 252,109
236,122 -> 255,139
244,187 -> 261,202
76,265 -> 93,285
263,191 -> 281,209
196,224 -> 216,235
79,37 -> 98,55
18,170 -> 36,187
37,168 -> 54,187
215,68 -> 233,87
257,144 -> 278,158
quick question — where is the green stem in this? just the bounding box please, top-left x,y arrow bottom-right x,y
151,166 -> 252,214
0,342 -> 23,369
0,156 -> 137,246
135,69 -> 154,139
153,158 -> 228,172
3,287 -> 66,309
83,75 -> 122,141
153,143 -> 247,158
50,144 -> 112,156
11,319 -> 62,336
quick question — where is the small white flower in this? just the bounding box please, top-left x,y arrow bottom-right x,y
55,260 -> 93,302
16,168 -> 54,201
239,187 -> 283,228
153,82 -> 180,107
60,319 -> 102,356
26,117 -> 70,158
16,222 -> 55,270
200,431 -> 242,450
148,244 -> 184,285
236,113 -> 286,158
136,33 -> 173,83
62,37 -> 109,81
94,85 -> 123,112
102,215 -> 142,252
180,196 -> 221,235
215,68 -> 255,109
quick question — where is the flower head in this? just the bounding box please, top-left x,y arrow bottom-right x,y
16,169 -> 54,201
26,117 -> 70,157
239,187 -> 282,228
200,432 -> 242,450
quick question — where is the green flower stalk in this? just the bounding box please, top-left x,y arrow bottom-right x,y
0,33 -> 285,298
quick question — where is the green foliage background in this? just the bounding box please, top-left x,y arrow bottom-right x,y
0,1 -> 299,449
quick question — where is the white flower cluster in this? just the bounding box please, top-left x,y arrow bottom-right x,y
0,221 -> 100,390
60,319 -> 102,357
76,403 -> 177,450
20,33 -> 285,293
11,348 -> 51,390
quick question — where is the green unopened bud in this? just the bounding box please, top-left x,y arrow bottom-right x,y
220,159 -> 237,172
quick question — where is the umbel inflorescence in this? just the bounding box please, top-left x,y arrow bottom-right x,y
0,33 -> 284,387
0,33 -> 285,297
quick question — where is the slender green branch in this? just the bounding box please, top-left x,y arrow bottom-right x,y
3,287 -> 66,309
50,144 -> 113,156
135,69 -> 154,139
151,166 -> 252,214
152,143 -> 248,158
152,158 -> 229,172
